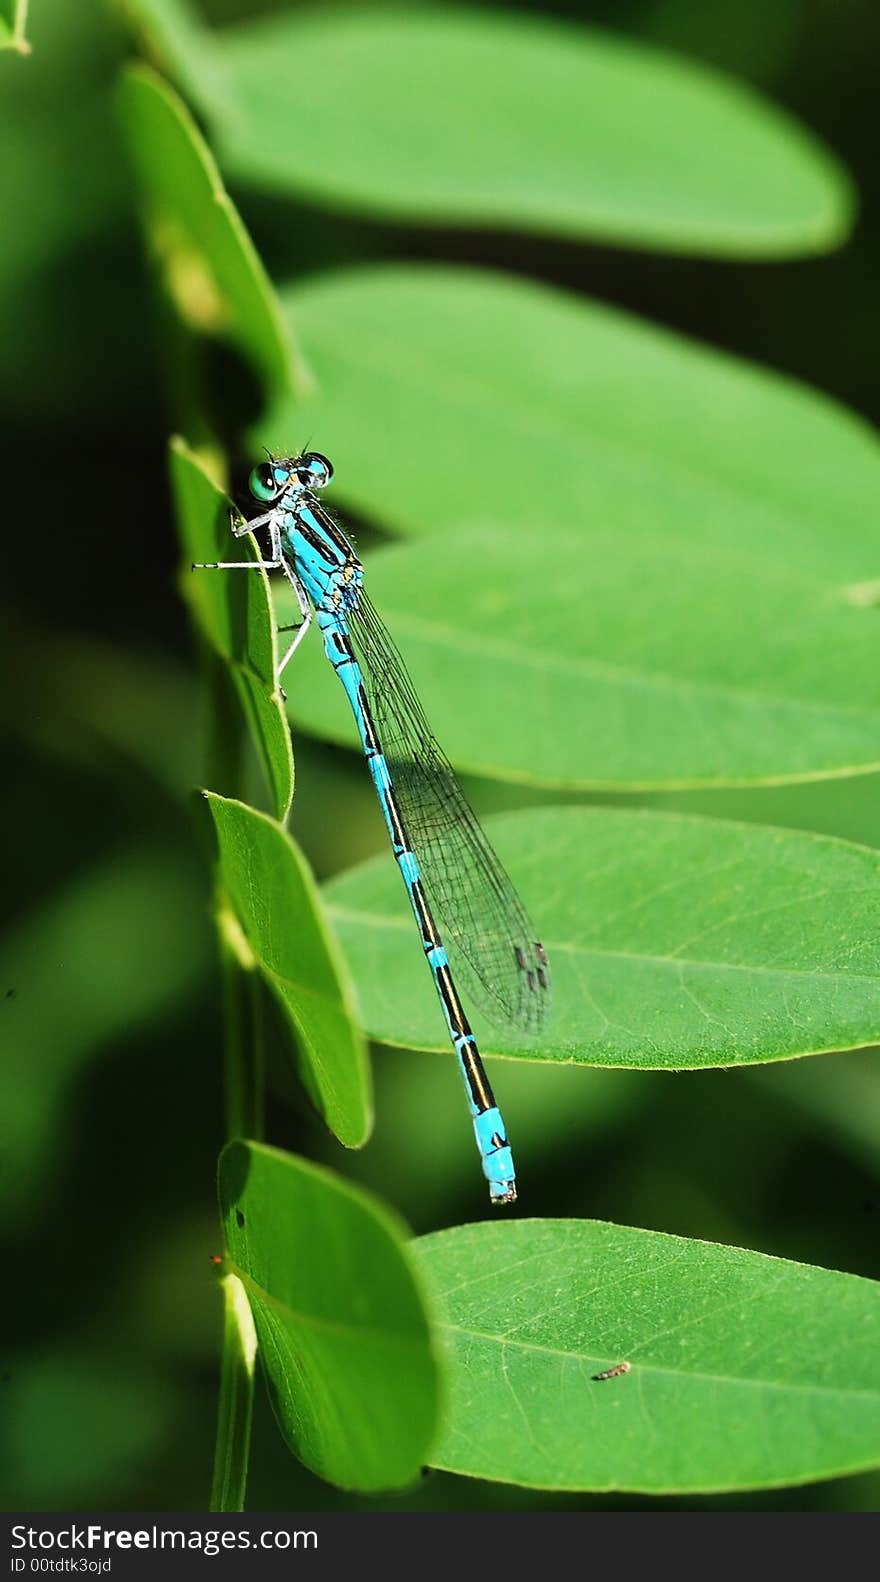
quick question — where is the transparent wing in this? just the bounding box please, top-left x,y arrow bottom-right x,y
348,592 -> 550,1035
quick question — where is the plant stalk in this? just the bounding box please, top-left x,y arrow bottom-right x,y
204,655 -> 265,1511
209,1271 -> 258,1513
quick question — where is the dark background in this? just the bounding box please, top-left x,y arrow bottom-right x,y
1,0 -> 878,1511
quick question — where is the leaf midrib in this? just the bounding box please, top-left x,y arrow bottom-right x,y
361,602 -> 880,723
326,903 -> 880,987
436,1320 -> 880,1404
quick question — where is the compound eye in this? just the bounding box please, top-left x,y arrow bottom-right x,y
297,452 -> 334,489
249,462 -> 281,502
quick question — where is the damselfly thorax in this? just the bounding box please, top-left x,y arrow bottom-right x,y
279,489 -> 364,615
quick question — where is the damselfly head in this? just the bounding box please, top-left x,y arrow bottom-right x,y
293,451 -> 334,490
249,451 -> 333,502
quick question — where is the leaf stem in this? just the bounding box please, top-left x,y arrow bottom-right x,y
203,632 -> 265,1510
203,913 -> 265,1513
209,1272 -> 258,1513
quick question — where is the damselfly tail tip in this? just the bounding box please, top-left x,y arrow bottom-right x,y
490,1184 -> 517,1207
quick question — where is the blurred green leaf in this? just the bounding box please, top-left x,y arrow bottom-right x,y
126,1209 -> 225,1365
0,0 -> 133,415
17,632 -> 200,800
747,1049 -> 880,1176
337,1047 -> 647,1227
205,792 -> 371,1148
0,847 -> 209,1226
210,7 -> 852,257
171,436 -> 294,819
118,63 -> 306,402
628,771 -> 880,853
0,1348 -> 180,1506
218,1140 -> 439,1490
415,1219 -> 880,1491
644,0 -> 801,86
115,0 -> 232,113
0,1 -> 29,53
323,807 -> 880,1067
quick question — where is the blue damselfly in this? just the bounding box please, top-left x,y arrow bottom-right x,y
194,451 -> 550,1202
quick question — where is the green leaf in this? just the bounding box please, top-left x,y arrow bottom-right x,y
277,265 -> 878,550
323,806 -> 880,1068
118,63 -> 306,402
0,0 -> 30,53
218,1140 -> 439,1491
414,1219 -> 880,1492
276,526 -> 880,792
213,8 -> 851,257
205,793 -> 371,1148
170,436 -> 293,820
114,0 -> 231,116
267,265 -> 880,789
0,846 -> 209,1226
